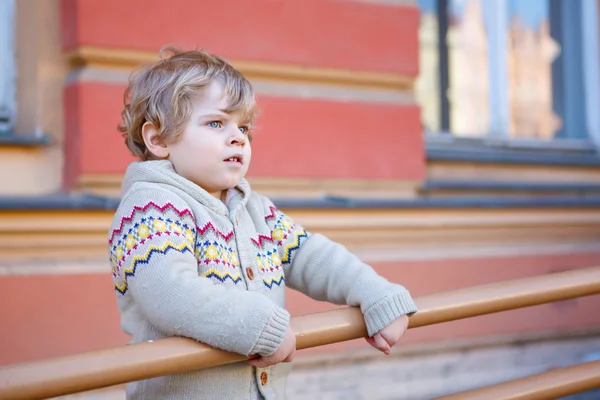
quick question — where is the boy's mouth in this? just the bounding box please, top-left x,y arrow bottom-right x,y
224,154 -> 243,164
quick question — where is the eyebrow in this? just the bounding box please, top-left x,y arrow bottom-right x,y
199,111 -> 229,119
200,110 -> 252,125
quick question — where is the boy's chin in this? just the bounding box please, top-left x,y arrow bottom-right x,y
217,179 -> 243,191
199,177 -> 243,192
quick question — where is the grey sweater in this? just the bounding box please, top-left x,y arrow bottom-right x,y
109,160 -> 417,399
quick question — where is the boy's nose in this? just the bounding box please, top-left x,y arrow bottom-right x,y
228,129 -> 246,147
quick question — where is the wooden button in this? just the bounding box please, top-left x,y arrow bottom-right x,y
260,371 -> 268,385
246,268 -> 254,280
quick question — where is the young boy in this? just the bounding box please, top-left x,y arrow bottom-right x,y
110,47 -> 417,399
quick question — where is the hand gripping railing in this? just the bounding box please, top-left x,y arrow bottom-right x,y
1,266 -> 600,400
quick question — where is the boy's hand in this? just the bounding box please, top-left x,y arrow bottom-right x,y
366,314 -> 409,355
249,327 -> 296,368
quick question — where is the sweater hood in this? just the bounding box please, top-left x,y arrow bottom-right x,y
121,160 -> 252,215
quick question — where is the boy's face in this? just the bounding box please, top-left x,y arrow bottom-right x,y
166,80 -> 252,196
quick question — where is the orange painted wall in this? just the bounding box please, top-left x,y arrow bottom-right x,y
3,252 -> 599,365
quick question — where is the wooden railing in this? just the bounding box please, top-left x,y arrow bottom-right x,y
1,266 -> 600,400
436,359 -> 600,400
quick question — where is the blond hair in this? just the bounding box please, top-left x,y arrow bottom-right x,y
119,46 -> 257,160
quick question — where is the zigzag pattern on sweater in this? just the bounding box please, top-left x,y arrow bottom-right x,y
265,205 -> 277,221
113,240 -> 193,294
280,228 -> 309,265
109,202 -> 195,244
112,201 -> 303,293
197,221 -> 235,242
265,208 -> 310,266
111,217 -> 195,269
249,206 -> 279,246
250,234 -> 274,247
263,274 -> 285,289
257,208 -> 296,245
203,268 -> 243,284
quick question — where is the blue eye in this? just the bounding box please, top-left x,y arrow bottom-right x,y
239,126 -> 248,134
208,121 -> 222,129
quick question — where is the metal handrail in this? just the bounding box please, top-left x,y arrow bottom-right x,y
436,359 -> 600,400
1,266 -> 600,400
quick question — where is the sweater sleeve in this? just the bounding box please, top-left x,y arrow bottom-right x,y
110,188 -> 289,357
261,197 -> 417,337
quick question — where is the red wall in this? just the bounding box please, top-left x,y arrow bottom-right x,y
3,252 -> 600,365
64,82 -> 423,180
60,0 -> 425,188
61,0 -> 419,74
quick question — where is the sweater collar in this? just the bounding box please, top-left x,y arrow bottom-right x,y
122,160 -> 251,216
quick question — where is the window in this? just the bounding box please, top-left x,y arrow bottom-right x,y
0,0 -> 15,134
416,0 -> 600,146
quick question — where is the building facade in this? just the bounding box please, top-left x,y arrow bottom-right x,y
1,0 -> 600,397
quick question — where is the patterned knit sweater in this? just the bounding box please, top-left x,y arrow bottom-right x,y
109,160 -> 418,399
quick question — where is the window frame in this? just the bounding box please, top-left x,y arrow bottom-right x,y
0,0 -> 50,147
582,0 -> 600,147
0,0 -> 15,135
425,0 -> 600,154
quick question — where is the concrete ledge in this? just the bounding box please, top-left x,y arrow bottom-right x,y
421,180 -> 600,193
0,194 -> 119,210
427,145 -> 600,166
0,133 -> 51,147
2,193 -> 600,210
425,135 -> 600,167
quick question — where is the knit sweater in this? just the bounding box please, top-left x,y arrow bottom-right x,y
109,160 -> 418,399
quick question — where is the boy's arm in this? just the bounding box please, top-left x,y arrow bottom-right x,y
261,198 -> 417,337
111,189 -> 289,357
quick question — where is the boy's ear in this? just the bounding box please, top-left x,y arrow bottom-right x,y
142,122 -> 169,159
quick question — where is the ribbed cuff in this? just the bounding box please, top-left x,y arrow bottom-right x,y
251,307 -> 290,357
363,290 -> 418,337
